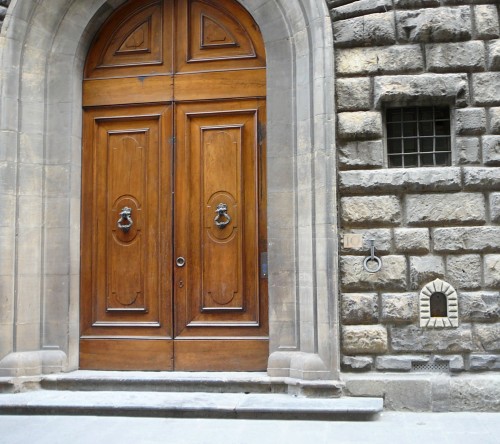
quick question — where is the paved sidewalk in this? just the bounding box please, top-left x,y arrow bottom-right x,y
1,412 -> 499,444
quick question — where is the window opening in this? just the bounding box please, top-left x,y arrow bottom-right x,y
386,106 -> 451,168
430,292 -> 447,317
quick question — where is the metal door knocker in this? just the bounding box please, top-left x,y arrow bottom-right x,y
117,207 -> 133,233
214,203 -> 231,229
363,239 -> 382,273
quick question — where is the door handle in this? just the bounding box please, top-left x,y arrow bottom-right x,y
117,207 -> 133,233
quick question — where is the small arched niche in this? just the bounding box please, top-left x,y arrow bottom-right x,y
419,279 -> 458,328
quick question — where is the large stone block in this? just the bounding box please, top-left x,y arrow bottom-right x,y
433,227 -> 500,253
342,325 -> 388,354
469,354 -> 500,371
394,228 -> 430,254
396,7 -> 472,43
336,45 -> 423,76
341,293 -> 379,325
395,0 -> 439,7
375,356 -> 413,371
405,193 -> 486,226
391,325 -> 474,353
341,196 -> 401,226
426,41 -> 485,73
472,73 -> 500,106
490,193 -> 500,223
339,167 -> 461,195
337,111 -> 382,140
490,108 -> 500,134
338,141 -> 384,169
484,255 -> 500,288
341,229 -> 392,254
340,255 -> 407,291
385,378 -> 433,411
460,292 -> 500,322
336,78 -> 371,111
456,137 -> 481,165
434,354 -> 464,372
473,5 -> 500,40
474,324 -> 500,352
489,39 -> 500,71
449,376 -> 500,411
381,293 -> 418,324
333,12 -> 395,47
447,254 -> 482,290
331,0 -> 393,21
463,167 -> 500,191
341,355 -> 373,371
374,74 -> 469,109
482,136 -> 500,165
409,255 -> 445,290
455,108 -> 486,135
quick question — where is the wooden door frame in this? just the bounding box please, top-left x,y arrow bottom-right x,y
0,0 -> 339,381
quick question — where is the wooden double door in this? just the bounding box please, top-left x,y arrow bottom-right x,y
80,0 -> 268,371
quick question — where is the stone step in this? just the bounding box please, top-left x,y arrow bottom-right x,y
0,390 -> 383,421
39,371 -> 286,394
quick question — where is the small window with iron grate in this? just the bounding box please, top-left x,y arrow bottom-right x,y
386,106 -> 451,168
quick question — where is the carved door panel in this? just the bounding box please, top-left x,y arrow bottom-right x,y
80,106 -> 174,370
173,100 -> 268,370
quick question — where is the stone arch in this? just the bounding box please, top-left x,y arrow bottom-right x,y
0,0 -> 338,379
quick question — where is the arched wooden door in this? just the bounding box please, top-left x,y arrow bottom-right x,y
80,0 -> 267,371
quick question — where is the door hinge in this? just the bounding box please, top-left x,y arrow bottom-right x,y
169,136 -> 176,146
260,252 -> 268,279
257,122 -> 266,146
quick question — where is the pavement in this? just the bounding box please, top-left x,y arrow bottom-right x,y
1,412 -> 500,444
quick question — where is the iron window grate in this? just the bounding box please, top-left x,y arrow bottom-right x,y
386,106 -> 451,168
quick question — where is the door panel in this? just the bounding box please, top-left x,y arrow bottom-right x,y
175,0 -> 266,73
83,76 -> 174,107
80,339 -> 173,371
85,0 -> 173,79
80,105 -> 173,370
173,100 -> 267,370
173,69 -> 265,102
173,340 -> 268,371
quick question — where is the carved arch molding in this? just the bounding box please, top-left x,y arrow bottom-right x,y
0,0 -> 338,380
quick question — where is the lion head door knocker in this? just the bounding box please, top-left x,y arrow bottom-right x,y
214,203 -> 231,229
117,206 -> 133,233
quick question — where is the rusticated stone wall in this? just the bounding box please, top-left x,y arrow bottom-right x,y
329,0 -> 500,373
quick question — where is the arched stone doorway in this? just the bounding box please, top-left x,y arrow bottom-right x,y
0,0 -> 339,380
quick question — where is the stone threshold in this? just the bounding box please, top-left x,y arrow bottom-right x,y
0,370 -> 345,398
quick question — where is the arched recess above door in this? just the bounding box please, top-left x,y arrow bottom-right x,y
84,0 -> 266,79
83,0 -> 266,107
